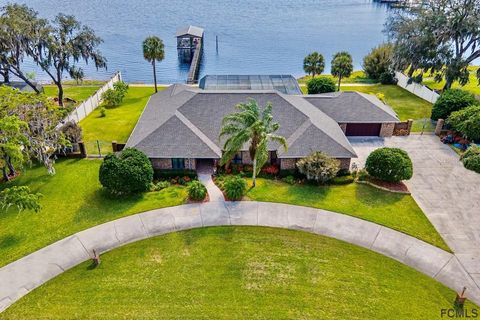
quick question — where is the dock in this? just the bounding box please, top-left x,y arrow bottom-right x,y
176,25 -> 204,84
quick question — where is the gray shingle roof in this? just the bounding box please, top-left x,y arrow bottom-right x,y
305,91 -> 400,123
176,26 -> 204,38
128,85 -> 386,159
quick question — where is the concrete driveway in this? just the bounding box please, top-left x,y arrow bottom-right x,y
349,134 -> 480,290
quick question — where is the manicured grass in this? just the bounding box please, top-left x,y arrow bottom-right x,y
245,178 -> 449,251
0,227 -> 471,319
0,159 -> 187,267
423,66 -> 480,96
79,86 -> 157,155
44,84 -> 103,104
298,71 -> 375,84
341,84 -> 435,132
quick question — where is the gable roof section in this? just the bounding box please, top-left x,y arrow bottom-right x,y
305,91 -> 400,123
134,116 -> 220,158
127,84 -> 361,159
176,26 -> 204,38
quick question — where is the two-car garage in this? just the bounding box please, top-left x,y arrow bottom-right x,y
345,123 -> 382,136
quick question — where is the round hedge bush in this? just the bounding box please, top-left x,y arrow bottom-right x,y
306,77 -> 336,94
431,89 -> 477,121
223,176 -> 247,201
187,180 -> 207,201
99,148 -> 154,195
365,147 -> 413,182
461,145 -> 480,173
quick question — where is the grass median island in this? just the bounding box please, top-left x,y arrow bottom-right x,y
0,227 -> 471,319
0,159 -> 187,267
79,86 -> 157,155
245,178 -> 449,251
341,84 -> 435,132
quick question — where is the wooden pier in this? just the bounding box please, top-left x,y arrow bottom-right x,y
176,25 -> 204,84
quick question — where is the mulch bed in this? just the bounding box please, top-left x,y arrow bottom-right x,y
362,176 -> 410,194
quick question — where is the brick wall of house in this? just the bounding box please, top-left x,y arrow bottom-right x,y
379,123 -> 395,137
185,158 -> 196,170
241,151 -> 252,165
339,123 -> 347,134
151,158 -> 172,169
280,158 -> 297,170
337,158 -> 351,170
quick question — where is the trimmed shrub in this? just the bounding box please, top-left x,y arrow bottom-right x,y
448,105 -> 480,141
150,180 -> 170,191
282,175 -> 296,185
223,176 -> 247,200
461,145 -> 480,173
187,180 -> 207,201
431,89 -> 477,121
306,77 -> 336,94
99,148 -> 153,195
101,81 -> 129,108
296,152 -> 340,184
99,106 -> 106,117
365,147 -> 413,182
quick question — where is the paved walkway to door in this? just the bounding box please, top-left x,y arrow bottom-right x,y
350,134 -> 480,293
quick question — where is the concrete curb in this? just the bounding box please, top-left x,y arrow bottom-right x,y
1,201 -> 479,312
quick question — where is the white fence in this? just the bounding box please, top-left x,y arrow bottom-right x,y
59,72 -> 122,125
395,71 -> 439,104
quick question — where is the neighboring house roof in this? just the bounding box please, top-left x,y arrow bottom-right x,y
176,25 -> 204,38
126,85 -> 359,159
199,75 -> 303,95
305,91 -> 399,123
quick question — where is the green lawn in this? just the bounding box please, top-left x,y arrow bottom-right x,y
0,227 -> 472,319
298,71 -> 375,84
79,86 -> 157,155
44,84 -> 103,104
423,66 -> 480,96
245,179 -> 449,251
0,159 -> 187,267
341,84 -> 435,132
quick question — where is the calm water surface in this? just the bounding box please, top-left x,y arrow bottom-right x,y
3,0 -> 389,83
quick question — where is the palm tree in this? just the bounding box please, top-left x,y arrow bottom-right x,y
331,51 -> 353,91
219,99 -> 288,187
142,36 -> 165,93
303,52 -> 325,78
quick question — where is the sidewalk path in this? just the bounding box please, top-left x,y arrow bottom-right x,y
198,174 -> 225,202
1,201 -> 479,312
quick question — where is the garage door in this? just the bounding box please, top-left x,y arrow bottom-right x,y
346,123 -> 381,136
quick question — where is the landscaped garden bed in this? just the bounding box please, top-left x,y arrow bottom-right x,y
0,227 -> 470,319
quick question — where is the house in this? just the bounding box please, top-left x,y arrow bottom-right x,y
126,78 -> 400,171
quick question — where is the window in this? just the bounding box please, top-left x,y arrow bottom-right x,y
172,158 -> 185,169
232,153 -> 243,164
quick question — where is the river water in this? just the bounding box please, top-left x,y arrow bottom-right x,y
2,0 -> 389,83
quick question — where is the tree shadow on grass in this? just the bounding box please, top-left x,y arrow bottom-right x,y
0,234 -> 21,249
72,188 -> 142,224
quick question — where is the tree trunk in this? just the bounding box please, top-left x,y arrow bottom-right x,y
252,155 -> 257,188
2,167 -> 9,182
153,61 -> 158,93
6,156 -> 15,177
57,83 -> 64,107
338,75 -> 342,91
443,78 -> 453,90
